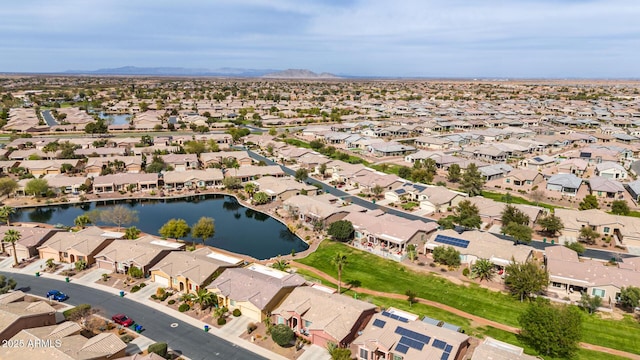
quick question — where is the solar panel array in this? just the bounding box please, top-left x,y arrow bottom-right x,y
395,343 -> 409,354
432,339 -> 447,350
533,157 -> 544,162
394,326 -> 432,345
381,311 -> 409,323
434,235 -> 470,249
445,345 -> 453,353
372,319 -> 386,328
399,336 -> 425,351
440,352 -> 450,360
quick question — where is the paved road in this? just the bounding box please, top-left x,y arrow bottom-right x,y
41,110 -> 58,126
2,271 -> 266,360
241,147 -> 636,262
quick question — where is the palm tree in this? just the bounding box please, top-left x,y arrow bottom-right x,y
244,183 -> 256,197
194,288 -> 217,311
471,258 -> 496,282
74,214 -> 91,229
333,252 -> 348,294
0,206 -> 15,226
3,229 -> 21,267
271,256 -> 289,271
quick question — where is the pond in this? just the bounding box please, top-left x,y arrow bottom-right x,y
10,194 -> 308,260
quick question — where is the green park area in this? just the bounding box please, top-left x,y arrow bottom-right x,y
296,241 -> 640,355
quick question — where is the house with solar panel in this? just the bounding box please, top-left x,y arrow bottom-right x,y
423,229 -> 534,269
353,310 -> 470,360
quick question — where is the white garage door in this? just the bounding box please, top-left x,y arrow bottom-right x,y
154,275 -> 170,287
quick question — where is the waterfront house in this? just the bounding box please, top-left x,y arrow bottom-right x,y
282,195 -> 349,229
251,176 -> 319,201
160,154 -> 199,171
206,264 -> 306,322
0,226 -> 61,262
94,236 -> 184,275
150,248 -> 243,294
37,227 -> 121,266
162,169 -> 224,190
92,173 -> 158,193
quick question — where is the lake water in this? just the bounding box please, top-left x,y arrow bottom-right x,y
10,195 -> 308,260
88,111 -> 131,125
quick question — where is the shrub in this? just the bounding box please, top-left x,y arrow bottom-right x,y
217,317 -> 227,325
120,334 -> 134,344
148,342 -> 168,357
271,324 -> 295,347
462,268 -> 470,277
127,266 -> 144,279
150,294 -> 157,300
131,285 -> 141,293
247,322 -> 257,334
160,292 -> 172,301
63,304 -> 92,321
139,283 -> 146,288
178,303 -> 190,312
156,288 -> 165,297
168,299 -> 176,305
232,308 -> 242,317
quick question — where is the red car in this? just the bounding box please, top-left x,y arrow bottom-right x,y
112,314 -> 134,327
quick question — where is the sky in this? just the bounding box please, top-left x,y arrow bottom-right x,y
1,0 -> 639,78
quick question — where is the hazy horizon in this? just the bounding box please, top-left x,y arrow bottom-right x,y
1,0 -> 639,78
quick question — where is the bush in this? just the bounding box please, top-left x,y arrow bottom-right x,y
161,292 -> 171,301
217,317 -> 227,325
120,334 -> 134,344
462,268 -> 470,277
232,308 -> 242,317
127,266 -> 144,279
247,322 -> 257,334
271,324 -> 295,347
150,294 -> 157,300
156,288 -> 165,297
168,299 -> 176,305
148,342 -> 168,357
131,285 -> 141,293
139,283 -> 146,288
63,304 -> 92,321
178,303 -> 190,312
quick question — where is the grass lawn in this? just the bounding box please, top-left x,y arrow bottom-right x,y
297,241 -> 640,355
295,269 -> 629,360
482,190 -> 557,210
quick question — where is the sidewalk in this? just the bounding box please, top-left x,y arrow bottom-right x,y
2,265 -> 288,360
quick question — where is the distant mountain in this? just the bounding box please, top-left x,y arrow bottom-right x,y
63,66 -> 279,77
262,69 -> 340,79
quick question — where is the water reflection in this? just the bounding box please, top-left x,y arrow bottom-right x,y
28,208 -> 54,223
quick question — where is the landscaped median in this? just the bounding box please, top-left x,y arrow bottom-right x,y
295,241 -> 640,357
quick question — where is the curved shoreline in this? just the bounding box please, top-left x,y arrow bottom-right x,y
8,190 -> 310,261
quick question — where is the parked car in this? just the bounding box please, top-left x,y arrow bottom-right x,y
111,313 -> 134,327
45,290 -> 68,301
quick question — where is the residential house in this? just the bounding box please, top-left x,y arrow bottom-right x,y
41,174 -> 91,195
161,154 -> 199,171
354,311 -> 470,360
347,211 -> 438,261
625,180 -> 640,202
588,176 -> 625,199
150,248 -> 243,294
162,169 -> 224,190
282,195 -> 349,229
83,156 -> 143,174
0,322 -> 127,359
367,142 -> 416,157
349,169 -> 404,193
467,197 -> 545,226
224,165 -> 285,183
0,226 -> 60,262
92,173 -> 158,193
501,169 -> 544,190
0,291 -> 56,342
556,158 -> 588,176
271,286 -> 377,347
19,159 -> 81,176
207,264 -> 306,322
94,236 -> 184,275
478,164 -> 512,181
37,227 -> 121,266
252,176 -> 319,201
545,173 -> 583,196
545,245 -> 640,306
595,161 -> 628,180
75,147 -> 128,158
554,208 -> 640,248
200,151 -> 253,168
424,229 -> 535,268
